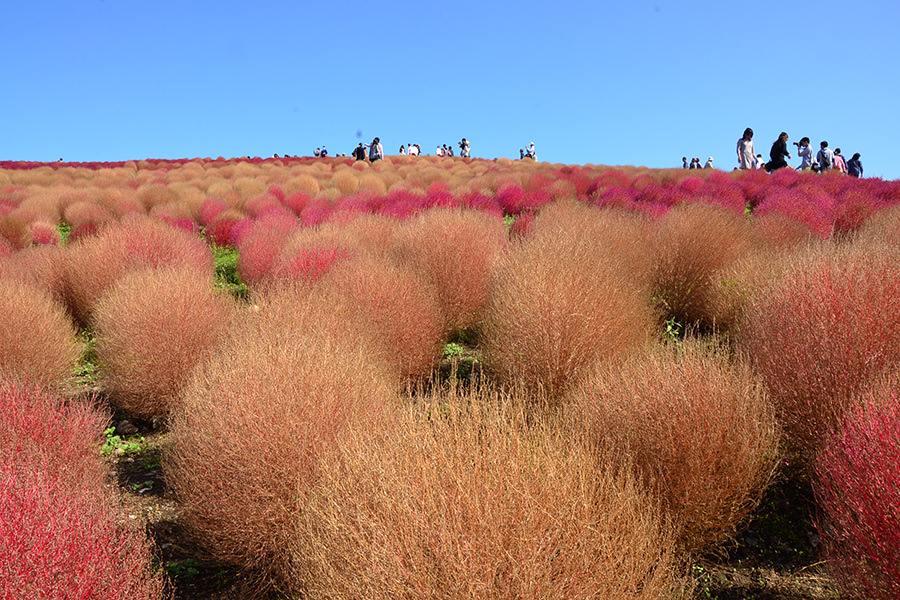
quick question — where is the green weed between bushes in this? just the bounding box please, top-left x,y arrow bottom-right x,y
56,221 -> 72,245
74,328 -> 99,386
212,244 -> 249,301
100,426 -> 144,456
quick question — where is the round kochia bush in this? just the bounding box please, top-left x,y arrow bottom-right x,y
481,207 -> 657,400
573,338 -> 780,553
289,382 -> 688,600
92,266 -> 238,419
0,280 -> 81,393
737,242 -> 900,459
391,207 -> 508,332
814,377 -> 900,600
62,216 -> 214,325
165,286 -> 398,592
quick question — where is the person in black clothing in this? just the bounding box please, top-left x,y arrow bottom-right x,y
765,132 -> 792,172
353,143 -> 366,161
847,153 -> 863,177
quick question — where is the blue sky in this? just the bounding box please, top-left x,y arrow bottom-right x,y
3,1 -> 899,179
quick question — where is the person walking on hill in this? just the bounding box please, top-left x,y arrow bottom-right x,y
816,141 -> 835,172
737,128 -> 755,170
833,148 -> 848,174
367,137 -> 383,162
460,138 -> 471,158
353,143 -> 366,161
766,132 -> 792,172
847,153 -> 863,177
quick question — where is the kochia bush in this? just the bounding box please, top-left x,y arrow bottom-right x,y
814,377 -> 900,600
93,266 -> 237,419
573,338 -> 780,553
62,216 -> 214,325
0,382 -> 165,600
0,280 -> 80,393
738,242 -> 900,460
391,207 -> 508,332
290,382 -> 688,600
481,209 -> 656,400
165,289 -> 397,592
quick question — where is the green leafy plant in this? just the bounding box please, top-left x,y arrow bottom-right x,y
213,244 -> 249,300
165,558 -> 200,579
100,427 -> 144,456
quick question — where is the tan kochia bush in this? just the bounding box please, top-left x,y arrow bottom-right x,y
392,208 -> 508,332
0,280 -> 80,393
574,338 -> 780,553
650,202 -> 755,328
93,266 -> 238,419
313,253 -> 447,385
290,382 -> 689,600
165,288 -> 398,591
481,223 -> 657,401
62,217 -> 214,325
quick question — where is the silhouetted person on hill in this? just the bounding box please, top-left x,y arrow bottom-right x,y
766,132 -> 792,172
847,153 -> 863,177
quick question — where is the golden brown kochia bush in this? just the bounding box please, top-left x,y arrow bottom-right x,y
92,266 -> 238,419
165,289 -> 398,592
650,202 -> 756,329
0,280 -> 81,393
737,242 -> 900,460
311,252 -> 447,385
62,217 -> 214,325
481,221 -> 657,401
527,201 -> 656,292
391,207 -> 508,332
573,338 -> 780,553
289,382 -> 689,600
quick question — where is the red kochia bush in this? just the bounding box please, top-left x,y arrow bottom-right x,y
574,338 -> 780,553
165,288 -> 397,592
0,382 -> 165,599
738,243 -> 900,459
814,378 -> 900,600
0,280 -> 80,393
62,217 -> 214,325
391,207 -> 508,332
93,266 -> 237,419
235,213 -> 298,287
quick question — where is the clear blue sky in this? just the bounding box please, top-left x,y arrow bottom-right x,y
3,1 -> 898,179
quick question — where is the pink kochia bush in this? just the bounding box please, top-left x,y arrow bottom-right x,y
93,266 -> 238,419
814,377 -> 900,600
573,338 -> 780,553
165,286 -> 397,592
0,382 -> 165,599
0,280 -> 81,393
62,216 -> 214,325
737,242 -> 900,459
